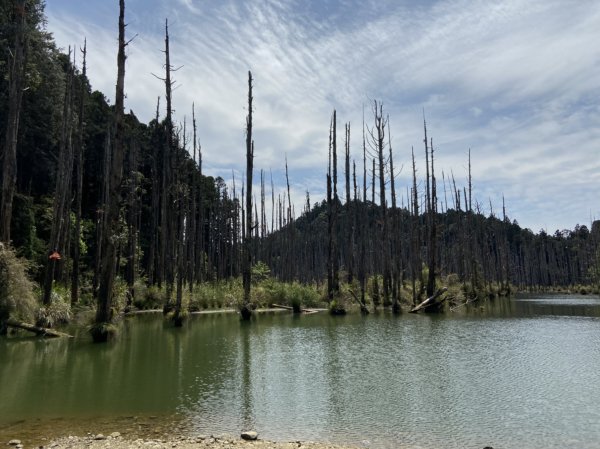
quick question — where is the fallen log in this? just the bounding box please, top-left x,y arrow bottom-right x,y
5,319 -> 73,338
271,304 -> 325,314
410,287 -> 449,313
349,290 -> 370,314
272,303 -> 293,311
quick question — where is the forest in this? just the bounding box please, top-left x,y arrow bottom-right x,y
1,0 -> 599,341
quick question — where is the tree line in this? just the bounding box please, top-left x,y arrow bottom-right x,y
1,0 -> 599,339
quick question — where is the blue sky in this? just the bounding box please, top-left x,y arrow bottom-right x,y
44,0 -> 600,233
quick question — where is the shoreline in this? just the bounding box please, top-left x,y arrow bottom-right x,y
9,433 -> 361,449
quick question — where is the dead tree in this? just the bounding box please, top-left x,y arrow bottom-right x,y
158,19 -> 177,312
126,137 -> 139,310
388,119 -> 400,313
146,97 -> 160,285
42,48 -> 75,306
187,104 -> 198,291
344,123 -> 354,283
0,0 -> 27,243
92,0 -> 128,342
71,40 -> 87,305
369,101 -> 390,306
410,148 -> 421,305
326,111 -> 341,303
241,71 -> 254,321
173,127 -> 186,327
426,137 -> 437,298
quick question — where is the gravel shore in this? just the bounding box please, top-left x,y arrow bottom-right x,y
6,434 -> 359,449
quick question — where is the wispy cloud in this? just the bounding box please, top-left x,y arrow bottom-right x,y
45,0 -> 600,231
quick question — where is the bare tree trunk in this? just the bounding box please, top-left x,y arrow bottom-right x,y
241,71 -> 254,320
92,0 -> 127,342
188,104 -> 198,291
426,138 -> 437,298
71,40 -> 87,306
388,121 -> 400,314
173,151 -> 185,327
331,111 -> 340,300
372,101 -> 390,306
126,137 -> 139,310
327,116 -> 333,299
411,148 -> 420,305
147,97 -> 160,285
93,131 -> 111,298
43,49 -> 75,306
0,0 -> 27,243
161,19 -> 175,313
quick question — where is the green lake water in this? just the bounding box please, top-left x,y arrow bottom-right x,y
1,294 -> 600,448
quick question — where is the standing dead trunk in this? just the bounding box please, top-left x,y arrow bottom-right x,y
160,19 -> 176,313
388,120 -> 400,314
126,137 -> 139,310
426,137 -> 437,298
326,111 -> 341,305
92,0 -> 127,342
146,97 -> 160,285
71,40 -> 87,306
410,148 -> 420,305
241,71 -> 254,321
0,0 -> 27,243
344,123 -> 354,284
42,48 -> 75,307
372,101 -> 390,307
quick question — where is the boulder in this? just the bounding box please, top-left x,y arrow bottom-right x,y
241,431 -> 258,441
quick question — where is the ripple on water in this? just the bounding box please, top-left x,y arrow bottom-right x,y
2,301 -> 600,449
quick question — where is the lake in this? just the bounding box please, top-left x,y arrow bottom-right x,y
1,294 -> 600,448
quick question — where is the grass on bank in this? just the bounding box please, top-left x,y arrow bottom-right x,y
2,244 -> 600,337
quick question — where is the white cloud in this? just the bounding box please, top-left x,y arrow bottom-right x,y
45,0 -> 600,231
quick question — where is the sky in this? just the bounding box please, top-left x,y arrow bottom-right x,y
44,0 -> 600,233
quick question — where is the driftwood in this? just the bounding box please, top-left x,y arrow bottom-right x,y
409,287 -> 448,313
271,304 -> 322,314
6,319 -> 73,338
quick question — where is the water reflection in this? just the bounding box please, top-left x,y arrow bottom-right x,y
1,296 -> 600,449
480,293 -> 600,318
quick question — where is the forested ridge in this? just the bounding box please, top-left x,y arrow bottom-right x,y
1,1 -> 599,339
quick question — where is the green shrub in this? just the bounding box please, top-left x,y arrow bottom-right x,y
36,290 -> 71,328
133,284 -> 164,310
251,261 -> 271,284
0,244 -> 37,333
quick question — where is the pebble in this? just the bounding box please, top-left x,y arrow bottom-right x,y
94,434 -> 106,440
111,432 -> 122,438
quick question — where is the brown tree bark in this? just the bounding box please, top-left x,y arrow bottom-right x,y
92,0 -> 127,342
241,71 -> 254,320
43,49 -> 75,306
0,0 -> 27,243
71,40 -> 87,305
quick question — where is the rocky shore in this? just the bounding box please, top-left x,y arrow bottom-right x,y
6,433 -> 359,449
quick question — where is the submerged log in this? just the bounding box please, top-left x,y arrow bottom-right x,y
6,319 -> 73,338
271,304 -> 324,314
410,287 -> 448,313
